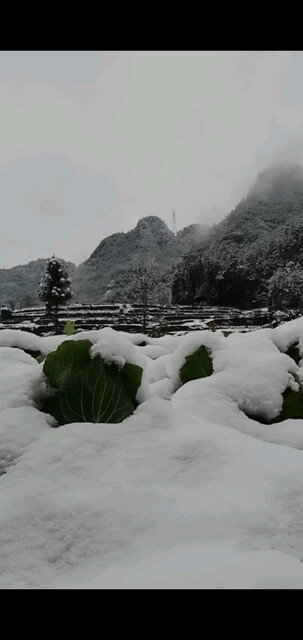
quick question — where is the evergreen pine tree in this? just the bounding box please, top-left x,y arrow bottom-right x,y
38,256 -> 74,323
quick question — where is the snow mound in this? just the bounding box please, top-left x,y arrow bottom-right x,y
2,319 -> 303,588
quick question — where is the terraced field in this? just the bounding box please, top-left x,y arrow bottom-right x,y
0,303 -> 272,336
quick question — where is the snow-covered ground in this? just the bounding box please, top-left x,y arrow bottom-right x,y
2,321 -> 303,588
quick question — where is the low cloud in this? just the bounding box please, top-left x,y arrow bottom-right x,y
2,51 -> 303,267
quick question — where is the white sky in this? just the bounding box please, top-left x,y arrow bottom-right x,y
1,50 -> 303,268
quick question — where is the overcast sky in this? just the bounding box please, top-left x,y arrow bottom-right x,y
1,50 -> 303,269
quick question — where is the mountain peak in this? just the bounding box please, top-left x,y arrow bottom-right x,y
134,215 -> 171,231
72,215 -> 209,302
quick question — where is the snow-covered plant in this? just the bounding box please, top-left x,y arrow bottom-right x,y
277,374 -> 303,422
38,256 -> 74,319
249,373 -> 303,424
245,339 -> 303,424
285,341 -> 301,365
179,345 -> 213,384
41,339 -> 143,425
63,320 -> 75,335
126,258 -> 168,332
0,305 -> 12,320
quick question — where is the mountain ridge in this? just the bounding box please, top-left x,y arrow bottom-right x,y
172,163 -> 303,307
72,215 -> 210,303
0,217 -> 209,307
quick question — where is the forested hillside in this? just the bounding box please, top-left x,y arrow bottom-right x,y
172,164 -> 303,308
72,217 -> 209,303
0,259 -> 76,309
0,218 -> 209,307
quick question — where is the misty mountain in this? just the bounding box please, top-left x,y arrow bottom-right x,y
0,217 -> 209,307
72,216 -> 209,303
172,163 -> 303,307
208,163 -> 303,245
246,162 -> 303,202
0,258 -> 76,309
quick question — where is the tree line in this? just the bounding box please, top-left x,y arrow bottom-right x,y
2,216 -> 303,329
172,216 -> 303,311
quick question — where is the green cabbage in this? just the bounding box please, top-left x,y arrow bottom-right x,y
179,345 -> 213,384
41,339 -> 143,426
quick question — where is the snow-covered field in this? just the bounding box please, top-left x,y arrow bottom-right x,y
3,320 -> 303,588
0,303 -> 272,336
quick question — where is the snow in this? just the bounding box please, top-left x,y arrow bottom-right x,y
137,344 -> 168,359
45,546 -> 303,589
0,347 -> 43,412
0,407 -> 55,476
3,320 -> 303,587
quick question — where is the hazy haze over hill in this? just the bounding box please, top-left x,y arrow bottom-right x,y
245,162 -> 303,202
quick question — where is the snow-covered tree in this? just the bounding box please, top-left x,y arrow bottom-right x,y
0,305 -> 12,320
127,258 -> 168,332
267,261 -> 303,310
38,256 -> 74,320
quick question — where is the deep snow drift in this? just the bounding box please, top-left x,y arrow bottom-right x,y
2,321 -> 303,588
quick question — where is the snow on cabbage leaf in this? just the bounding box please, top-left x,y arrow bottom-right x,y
179,345 -> 213,385
250,374 -> 303,424
41,340 -> 143,425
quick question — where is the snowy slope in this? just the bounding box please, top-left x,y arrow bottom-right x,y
2,321 -> 303,588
